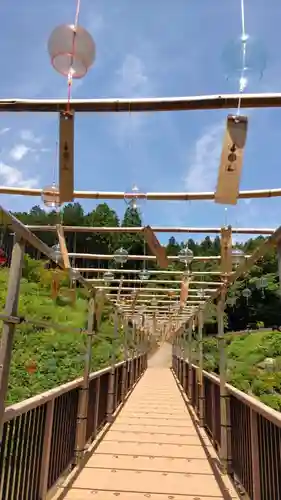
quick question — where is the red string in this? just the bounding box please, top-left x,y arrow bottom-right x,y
66,0 -> 81,113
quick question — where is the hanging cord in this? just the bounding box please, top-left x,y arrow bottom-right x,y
224,207 -> 228,228
237,0 -> 247,116
66,0 -> 81,113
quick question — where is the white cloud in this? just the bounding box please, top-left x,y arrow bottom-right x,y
112,54 -> 153,144
9,144 -> 31,162
185,122 -> 225,192
0,128 -> 10,135
0,162 -> 38,188
115,54 -> 150,97
19,129 -> 42,144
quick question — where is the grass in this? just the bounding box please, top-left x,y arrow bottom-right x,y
0,263 -> 138,405
199,330 -> 281,411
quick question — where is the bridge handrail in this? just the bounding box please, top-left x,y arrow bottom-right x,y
0,353 -> 147,499
173,354 -> 281,500
3,365 -> 112,422
201,365 -> 281,428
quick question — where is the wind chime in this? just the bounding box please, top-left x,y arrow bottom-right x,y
42,0 -> 96,304
215,0 -> 266,205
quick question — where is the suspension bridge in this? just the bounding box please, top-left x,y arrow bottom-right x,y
0,94 -> 281,499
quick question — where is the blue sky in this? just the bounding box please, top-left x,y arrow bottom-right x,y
0,0 -> 281,243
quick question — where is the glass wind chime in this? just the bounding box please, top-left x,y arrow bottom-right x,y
178,243 -> 194,271
228,276 -> 268,309
124,184 -> 150,282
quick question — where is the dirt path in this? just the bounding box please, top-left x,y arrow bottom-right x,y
147,342 -> 172,368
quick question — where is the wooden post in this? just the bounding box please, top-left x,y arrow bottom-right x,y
0,236 -> 25,443
219,225 -> 232,472
106,308 -> 118,423
178,328 -> 182,383
131,322 -> 136,384
198,306 -> 204,427
182,324 -> 187,392
188,318 -> 193,401
75,296 -> 95,461
217,290 -> 228,473
121,317 -> 128,400
277,241 -> 281,296
39,399 -> 55,498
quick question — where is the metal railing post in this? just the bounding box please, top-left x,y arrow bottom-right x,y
106,308 -> 118,422
39,399 -> 55,499
75,296 -> 95,462
250,409 -> 261,500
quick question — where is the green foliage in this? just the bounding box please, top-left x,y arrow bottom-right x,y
198,330 -> 281,411
0,262 -> 141,405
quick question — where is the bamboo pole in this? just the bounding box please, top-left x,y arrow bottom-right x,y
1,186 -> 281,201
101,286 -> 211,293
75,296 -> 95,461
121,315 -> 128,400
106,307 -> 118,423
71,253 -> 226,261
25,224 -> 276,235
77,268 -> 228,276
1,92 -> 281,112
217,289 -> 228,473
88,278 -> 222,286
198,306 -> 204,427
0,236 -> 25,443
277,242 -> 281,296
217,226 -> 232,472
188,319 -> 193,401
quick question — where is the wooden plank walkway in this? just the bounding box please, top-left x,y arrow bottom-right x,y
63,346 -> 237,500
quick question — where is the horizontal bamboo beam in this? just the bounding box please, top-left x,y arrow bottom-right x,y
1,93 -> 281,113
72,253 -> 225,261
1,186 -> 281,201
77,268 -> 226,276
117,299 -> 199,303
25,224 -> 275,235
88,278 -> 221,286
100,286 -> 213,294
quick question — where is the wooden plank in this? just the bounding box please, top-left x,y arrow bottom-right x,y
56,224 -> 71,269
59,111 -> 74,203
220,227 -> 232,275
143,226 -> 169,268
180,277 -> 191,307
215,115 -> 248,205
